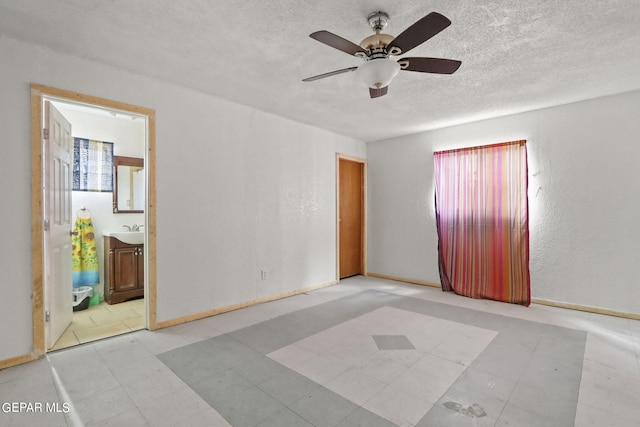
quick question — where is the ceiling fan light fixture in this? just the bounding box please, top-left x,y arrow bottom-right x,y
303,10 -> 460,99
356,59 -> 400,89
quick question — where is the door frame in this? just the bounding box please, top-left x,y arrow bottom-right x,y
335,153 -> 368,281
31,84 -> 158,358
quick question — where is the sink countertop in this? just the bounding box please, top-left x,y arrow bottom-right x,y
104,231 -> 144,245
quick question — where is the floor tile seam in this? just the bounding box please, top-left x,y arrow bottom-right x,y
509,376 -> 582,404
366,380 -> 433,411
467,362 -> 526,387
420,395 -> 500,426
579,376 -> 640,401
581,356 -> 640,381
136,400 -> 171,427
52,363 -> 115,386
506,343 -> 537,385
575,395 -> 640,422
287,396 -> 362,427
224,312 -> 388,357
504,394 -> 579,425
95,340 -> 156,361
359,360 -> 412,386
576,369 -> 640,397
494,402 -> 561,426
0,366 -> 57,389
449,404 -> 503,426
83,398 -> 142,426
574,404 -> 640,427
252,355 -> 381,426
120,371 -> 192,406
35,363 -> 71,415
519,375 -> 582,404
519,362 -> 584,391
104,356 -> 164,388
65,381 -> 126,408
390,292 -> 591,334
45,361 -> 110,427
417,351 -> 470,373
582,346 -> 640,365
200,331 -> 272,359
527,344 -> 586,370
385,298 -> 517,333
253,376 -> 322,407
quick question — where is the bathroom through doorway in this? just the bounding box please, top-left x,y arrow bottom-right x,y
30,84 -> 157,356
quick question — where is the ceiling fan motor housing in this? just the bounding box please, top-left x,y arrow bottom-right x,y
360,33 -> 394,53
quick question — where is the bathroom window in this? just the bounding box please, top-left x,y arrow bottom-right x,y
72,138 -> 114,192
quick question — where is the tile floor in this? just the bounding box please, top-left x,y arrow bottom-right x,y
1,276 -> 640,426
51,298 -> 146,351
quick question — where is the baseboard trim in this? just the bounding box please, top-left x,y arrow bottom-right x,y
532,298 -> 640,321
0,353 -> 35,370
156,280 -> 339,329
367,273 -> 640,320
366,272 -> 441,288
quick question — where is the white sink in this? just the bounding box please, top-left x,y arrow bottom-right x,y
104,231 -> 144,245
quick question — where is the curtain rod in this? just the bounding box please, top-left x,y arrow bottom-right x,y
434,139 -> 526,156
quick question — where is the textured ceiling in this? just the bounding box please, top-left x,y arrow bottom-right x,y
2,0 -> 640,142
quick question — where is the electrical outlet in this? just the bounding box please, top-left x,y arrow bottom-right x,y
260,270 -> 267,280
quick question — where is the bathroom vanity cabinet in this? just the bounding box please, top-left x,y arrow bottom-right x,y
104,236 -> 144,304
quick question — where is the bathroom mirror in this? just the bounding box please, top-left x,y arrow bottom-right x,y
113,156 -> 144,213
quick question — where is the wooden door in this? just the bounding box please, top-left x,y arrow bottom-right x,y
114,247 -> 138,292
339,158 -> 364,278
44,101 -> 73,350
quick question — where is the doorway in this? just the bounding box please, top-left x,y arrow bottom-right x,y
336,154 -> 367,279
30,84 -> 157,357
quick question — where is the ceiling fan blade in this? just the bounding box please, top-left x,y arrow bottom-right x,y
399,57 -> 462,74
387,12 -> 451,55
302,67 -> 358,82
310,31 -> 366,56
369,86 -> 389,98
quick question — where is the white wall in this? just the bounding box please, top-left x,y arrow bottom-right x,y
367,90 -> 640,315
55,105 -> 146,298
0,35 -> 365,361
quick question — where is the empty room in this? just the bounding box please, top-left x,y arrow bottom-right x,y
1,1 -> 639,426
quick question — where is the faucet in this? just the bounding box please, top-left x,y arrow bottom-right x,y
123,224 -> 143,231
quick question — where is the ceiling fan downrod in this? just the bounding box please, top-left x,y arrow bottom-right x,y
367,11 -> 389,31
361,11 -> 395,56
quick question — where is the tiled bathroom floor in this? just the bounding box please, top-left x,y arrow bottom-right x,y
51,298 -> 146,351
1,276 -> 640,426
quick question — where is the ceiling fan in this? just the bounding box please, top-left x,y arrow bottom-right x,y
303,11 -> 461,98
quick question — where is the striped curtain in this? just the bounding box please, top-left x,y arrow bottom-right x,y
434,140 -> 530,306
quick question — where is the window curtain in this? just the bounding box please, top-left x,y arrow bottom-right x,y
73,138 -> 114,192
433,140 -> 530,306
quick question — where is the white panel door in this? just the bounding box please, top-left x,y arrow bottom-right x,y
44,101 -> 74,350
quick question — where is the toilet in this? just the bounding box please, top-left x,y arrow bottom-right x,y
72,286 -> 93,311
